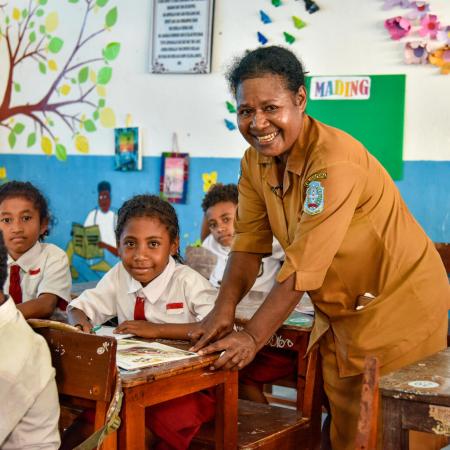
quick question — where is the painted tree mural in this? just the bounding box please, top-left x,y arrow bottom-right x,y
0,0 -> 120,160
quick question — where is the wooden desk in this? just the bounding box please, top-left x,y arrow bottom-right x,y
380,348 -> 450,449
119,340 -> 238,450
235,298 -> 314,411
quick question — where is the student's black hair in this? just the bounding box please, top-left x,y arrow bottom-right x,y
0,231 -> 7,291
201,183 -> 238,213
0,181 -> 51,239
226,45 -> 306,96
115,194 -> 183,263
97,181 -> 111,193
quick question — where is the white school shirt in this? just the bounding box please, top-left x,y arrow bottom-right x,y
202,235 -> 284,298
84,208 -> 117,248
3,242 -> 72,303
0,297 -> 60,449
69,256 -> 218,325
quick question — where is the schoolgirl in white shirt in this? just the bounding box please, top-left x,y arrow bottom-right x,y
0,181 -> 71,319
68,194 -> 217,450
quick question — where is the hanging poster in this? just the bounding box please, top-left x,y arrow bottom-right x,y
160,152 -> 189,203
150,0 -> 214,74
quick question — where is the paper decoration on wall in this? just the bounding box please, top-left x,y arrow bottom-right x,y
429,46 -> 450,74
304,0 -> 320,14
292,16 -> 306,29
383,0 -> 411,10
114,127 -> 142,171
202,171 -> 218,193
404,42 -> 430,63
437,26 -> 450,45
283,32 -> 296,44
0,167 -> 8,185
160,152 -> 189,204
385,16 -> 412,40
407,2 -> 429,21
224,119 -> 237,131
260,10 -> 272,24
271,0 -> 281,7
226,101 -> 237,113
257,31 -> 268,45
419,14 -> 440,39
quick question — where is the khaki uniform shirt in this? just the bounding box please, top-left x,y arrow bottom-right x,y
233,115 -> 449,377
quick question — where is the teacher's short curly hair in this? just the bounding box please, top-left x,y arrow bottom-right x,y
226,46 -> 306,96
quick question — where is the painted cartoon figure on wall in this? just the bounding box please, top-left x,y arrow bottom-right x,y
67,181 -> 119,282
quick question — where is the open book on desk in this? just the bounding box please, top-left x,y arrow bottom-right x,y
116,339 -> 197,370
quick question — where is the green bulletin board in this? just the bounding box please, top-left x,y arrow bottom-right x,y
305,75 -> 406,180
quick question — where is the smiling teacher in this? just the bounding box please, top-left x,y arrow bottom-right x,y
190,46 -> 449,449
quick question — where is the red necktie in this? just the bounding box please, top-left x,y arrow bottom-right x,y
9,265 -> 23,304
134,296 -> 146,320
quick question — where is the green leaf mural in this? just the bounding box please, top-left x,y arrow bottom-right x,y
0,1 -> 120,159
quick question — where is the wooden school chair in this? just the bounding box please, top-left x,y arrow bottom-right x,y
193,345 -> 323,450
27,319 -> 122,450
355,356 -> 380,450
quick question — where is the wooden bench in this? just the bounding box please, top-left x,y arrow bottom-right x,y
28,320 -> 120,450
193,345 -> 322,450
379,348 -> 450,450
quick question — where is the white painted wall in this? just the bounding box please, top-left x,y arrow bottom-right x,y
1,0 -> 449,160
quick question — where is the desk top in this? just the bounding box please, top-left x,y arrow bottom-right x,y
235,296 -> 314,331
120,339 -> 219,388
380,348 -> 450,405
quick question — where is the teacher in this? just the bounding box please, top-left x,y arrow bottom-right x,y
191,46 -> 450,449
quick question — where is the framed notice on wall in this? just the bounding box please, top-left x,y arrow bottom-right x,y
150,0 -> 214,74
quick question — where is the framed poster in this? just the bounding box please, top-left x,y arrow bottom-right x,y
114,127 -> 142,171
160,152 -> 189,203
150,0 -> 214,74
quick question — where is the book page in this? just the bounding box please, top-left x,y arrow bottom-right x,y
116,339 -> 197,370
93,325 -> 134,340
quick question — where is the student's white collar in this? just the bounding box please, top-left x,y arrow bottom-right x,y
126,256 -> 176,304
7,241 -> 42,271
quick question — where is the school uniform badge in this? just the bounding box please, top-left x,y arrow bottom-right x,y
304,181 -> 324,215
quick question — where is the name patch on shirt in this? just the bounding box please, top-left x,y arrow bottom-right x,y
303,181 -> 324,215
166,302 -> 184,315
29,268 -> 41,275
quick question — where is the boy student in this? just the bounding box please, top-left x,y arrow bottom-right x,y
201,183 -> 284,305
0,231 -> 60,450
202,183 -> 298,403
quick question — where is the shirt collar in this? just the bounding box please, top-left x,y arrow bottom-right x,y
7,241 -> 43,271
126,256 -> 176,304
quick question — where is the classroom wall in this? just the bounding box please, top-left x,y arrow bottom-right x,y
0,0 -> 449,273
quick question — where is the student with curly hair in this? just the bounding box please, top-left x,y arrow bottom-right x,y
68,194 -> 217,450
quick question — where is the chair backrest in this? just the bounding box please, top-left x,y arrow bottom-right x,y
355,356 -> 379,450
184,245 -> 218,279
435,242 -> 450,274
28,320 -> 119,450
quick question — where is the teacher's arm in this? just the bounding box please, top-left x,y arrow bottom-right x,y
197,273 -> 303,370
189,250 -> 262,350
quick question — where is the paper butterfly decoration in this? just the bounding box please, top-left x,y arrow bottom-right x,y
224,119 -> 236,131
260,10 -> 272,24
202,171 -> 218,193
257,31 -> 268,45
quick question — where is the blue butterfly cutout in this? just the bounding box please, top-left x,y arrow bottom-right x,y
224,119 -> 236,131
257,31 -> 268,45
260,10 -> 272,24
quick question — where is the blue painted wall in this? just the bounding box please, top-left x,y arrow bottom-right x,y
0,155 -> 449,266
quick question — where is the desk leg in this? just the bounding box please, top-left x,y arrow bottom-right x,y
119,389 -> 146,450
215,371 -> 238,450
382,397 -> 409,450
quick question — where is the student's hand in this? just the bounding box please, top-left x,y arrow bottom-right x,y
77,319 -> 93,333
198,330 -> 258,371
189,303 -> 236,352
114,320 -> 159,338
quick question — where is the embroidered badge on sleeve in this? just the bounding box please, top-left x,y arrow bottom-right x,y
303,181 -> 324,215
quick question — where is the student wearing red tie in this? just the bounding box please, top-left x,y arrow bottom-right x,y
68,194 -> 218,450
0,181 -> 71,319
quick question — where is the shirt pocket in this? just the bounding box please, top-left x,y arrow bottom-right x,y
23,267 -> 43,300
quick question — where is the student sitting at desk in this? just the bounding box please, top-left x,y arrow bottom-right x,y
0,231 -> 61,450
68,194 -> 218,450
201,183 -> 298,403
0,181 -> 71,319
